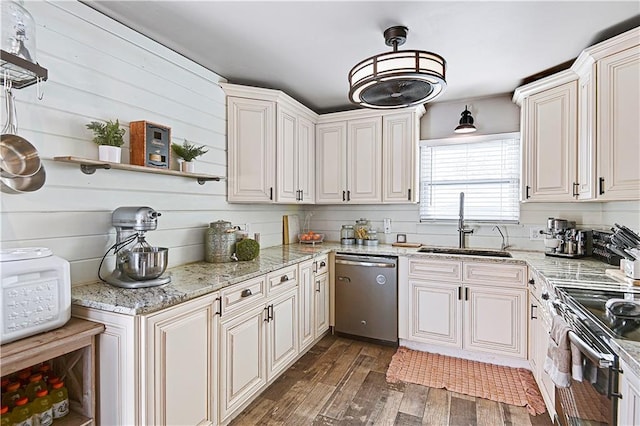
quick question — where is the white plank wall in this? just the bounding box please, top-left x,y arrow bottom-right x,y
304,201 -> 640,250
0,1 -> 301,286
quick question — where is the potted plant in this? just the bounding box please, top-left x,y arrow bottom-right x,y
86,119 -> 126,163
171,140 -> 208,173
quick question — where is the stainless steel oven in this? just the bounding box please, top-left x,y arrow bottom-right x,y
552,288 -> 629,426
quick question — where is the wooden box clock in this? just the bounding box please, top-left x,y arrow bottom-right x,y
130,121 -> 171,169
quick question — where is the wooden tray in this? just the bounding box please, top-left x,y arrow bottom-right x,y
392,242 -> 422,248
605,268 -> 640,286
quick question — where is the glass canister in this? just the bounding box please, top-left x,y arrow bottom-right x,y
205,220 -> 237,263
340,225 -> 355,245
354,218 -> 370,241
1,1 -> 37,63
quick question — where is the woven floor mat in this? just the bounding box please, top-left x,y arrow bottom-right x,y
386,347 -> 547,416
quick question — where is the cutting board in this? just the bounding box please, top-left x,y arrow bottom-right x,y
392,242 -> 422,248
605,268 -> 640,286
283,215 -> 300,244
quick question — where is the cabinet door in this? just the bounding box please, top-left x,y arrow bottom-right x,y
146,295 -> 216,426
276,104 -> 299,203
267,288 -> 298,380
314,273 -> 330,336
383,113 -> 416,203
524,81 -> 577,201
619,359 -> 640,426
408,280 -> 462,347
347,117 -> 382,203
316,122 -> 348,203
464,286 -> 527,358
297,115 -> 316,204
298,260 -> 315,351
577,68 -> 596,200
227,96 -> 275,203
219,304 -> 266,422
597,45 -> 640,200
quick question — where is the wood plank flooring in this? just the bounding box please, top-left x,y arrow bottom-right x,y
230,334 -> 554,426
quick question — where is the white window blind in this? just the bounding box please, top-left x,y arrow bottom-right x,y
419,133 -> 520,222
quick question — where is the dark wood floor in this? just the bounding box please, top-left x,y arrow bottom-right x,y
231,334 -> 554,425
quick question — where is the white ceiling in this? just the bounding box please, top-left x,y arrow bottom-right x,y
87,1 -> 639,113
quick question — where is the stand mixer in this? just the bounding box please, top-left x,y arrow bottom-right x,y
101,206 -> 171,288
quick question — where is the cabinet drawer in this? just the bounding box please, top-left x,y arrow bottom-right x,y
463,262 -> 526,287
267,265 -> 297,294
314,255 -> 329,276
221,275 -> 266,313
409,259 -> 461,281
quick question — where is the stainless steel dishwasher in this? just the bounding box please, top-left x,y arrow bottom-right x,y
334,254 -> 398,346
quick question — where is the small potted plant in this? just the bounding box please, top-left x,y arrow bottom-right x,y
171,140 -> 208,173
86,119 -> 126,163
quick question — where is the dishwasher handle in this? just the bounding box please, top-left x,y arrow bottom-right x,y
335,259 -> 396,268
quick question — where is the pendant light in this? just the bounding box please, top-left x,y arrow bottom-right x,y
454,106 -> 477,133
348,26 -> 447,109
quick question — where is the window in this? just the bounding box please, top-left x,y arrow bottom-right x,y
419,132 -> 520,222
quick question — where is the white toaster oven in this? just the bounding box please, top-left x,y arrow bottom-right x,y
1,248 -> 71,344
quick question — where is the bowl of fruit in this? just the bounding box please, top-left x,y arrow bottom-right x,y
298,231 -> 324,244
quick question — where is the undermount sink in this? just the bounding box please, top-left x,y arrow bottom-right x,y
417,247 -> 512,258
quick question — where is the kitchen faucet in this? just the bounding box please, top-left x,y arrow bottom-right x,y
493,225 -> 509,251
458,192 -> 473,248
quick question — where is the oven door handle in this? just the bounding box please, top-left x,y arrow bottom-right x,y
568,330 -> 615,368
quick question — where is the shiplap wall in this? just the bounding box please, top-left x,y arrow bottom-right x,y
0,1 -> 301,286
304,201 -> 640,250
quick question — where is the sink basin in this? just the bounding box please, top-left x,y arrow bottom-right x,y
417,247 -> 512,258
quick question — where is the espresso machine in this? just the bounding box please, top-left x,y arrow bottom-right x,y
543,217 -> 592,258
100,206 -> 171,288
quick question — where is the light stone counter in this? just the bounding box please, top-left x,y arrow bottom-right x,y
71,242 -> 639,373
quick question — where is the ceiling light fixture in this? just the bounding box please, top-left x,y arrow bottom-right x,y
348,26 -> 447,109
454,106 -> 477,133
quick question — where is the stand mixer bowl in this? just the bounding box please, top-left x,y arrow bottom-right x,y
122,246 -> 168,280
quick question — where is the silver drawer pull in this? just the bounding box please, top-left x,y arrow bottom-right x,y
241,289 -> 252,297
280,275 -> 289,282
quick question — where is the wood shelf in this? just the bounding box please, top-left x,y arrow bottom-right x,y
54,156 -> 225,184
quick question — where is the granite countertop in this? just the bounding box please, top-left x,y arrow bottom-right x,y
71,242 -> 639,374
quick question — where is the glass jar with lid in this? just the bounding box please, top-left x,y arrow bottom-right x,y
354,218 -> 370,240
1,1 -> 37,63
340,225 -> 355,245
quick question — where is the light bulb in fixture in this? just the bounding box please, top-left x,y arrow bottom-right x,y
454,106 -> 477,133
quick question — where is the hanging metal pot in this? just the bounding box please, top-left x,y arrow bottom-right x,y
0,87 -> 45,193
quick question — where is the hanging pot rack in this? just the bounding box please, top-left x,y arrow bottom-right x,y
1,49 -> 48,90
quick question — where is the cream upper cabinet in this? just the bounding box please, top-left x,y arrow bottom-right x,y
222,83 -> 317,204
514,27 -> 639,202
315,122 -> 348,203
276,104 -> 316,203
519,77 -> 578,202
347,117 -> 383,203
316,107 -> 424,205
405,259 -> 527,359
383,112 -> 419,203
226,96 -> 276,203
315,118 -> 381,203
596,45 -> 640,200
145,294 -> 218,426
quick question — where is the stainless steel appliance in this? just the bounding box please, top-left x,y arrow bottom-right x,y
334,254 -> 398,345
0,247 -> 71,344
99,206 -> 171,289
550,285 -> 640,425
543,217 -> 592,258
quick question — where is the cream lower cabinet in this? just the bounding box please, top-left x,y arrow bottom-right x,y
73,292 -> 219,426
298,255 -> 329,352
406,259 -> 527,359
218,267 -> 299,424
528,292 -> 556,421
619,358 -> 640,426
146,294 -> 218,425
